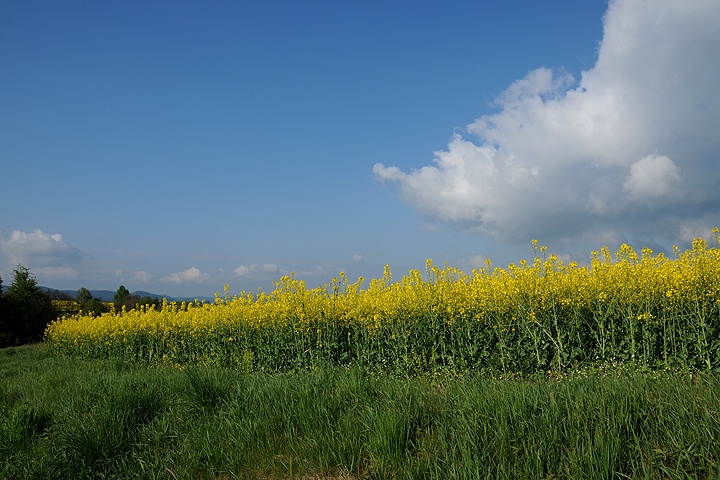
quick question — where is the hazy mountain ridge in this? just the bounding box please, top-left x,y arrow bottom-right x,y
40,287 -> 214,303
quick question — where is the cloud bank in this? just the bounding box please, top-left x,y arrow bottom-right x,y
0,230 -> 83,278
375,0 -> 720,248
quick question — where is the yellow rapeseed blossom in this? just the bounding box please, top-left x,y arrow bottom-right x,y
45,232 -> 720,374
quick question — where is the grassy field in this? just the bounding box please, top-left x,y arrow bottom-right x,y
2,343 -> 720,479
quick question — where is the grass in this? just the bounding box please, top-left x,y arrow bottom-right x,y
2,343 -> 720,479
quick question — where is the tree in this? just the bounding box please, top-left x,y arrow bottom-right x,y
114,285 -> 130,304
77,287 -> 109,316
111,286 -> 161,312
0,275 -> 7,346
2,265 -> 56,345
77,287 -> 93,305
139,296 -> 161,310
113,285 -> 132,311
85,298 -> 110,316
7,265 -> 39,304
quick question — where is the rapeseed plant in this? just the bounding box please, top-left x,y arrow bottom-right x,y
46,231 -> 720,375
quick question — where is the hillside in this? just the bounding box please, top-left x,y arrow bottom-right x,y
40,287 -> 213,303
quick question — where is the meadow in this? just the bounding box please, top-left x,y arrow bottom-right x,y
2,343 -> 720,479
3,234 -> 720,478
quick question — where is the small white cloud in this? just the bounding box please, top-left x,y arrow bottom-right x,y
234,265 -> 250,277
352,254 -> 363,263
260,263 -> 279,273
234,263 -> 280,277
467,254 -> 487,269
133,271 -> 152,283
164,267 -> 209,284
623,154 -> 681,200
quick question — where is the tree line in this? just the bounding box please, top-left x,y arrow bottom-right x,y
0,265 -> 161,347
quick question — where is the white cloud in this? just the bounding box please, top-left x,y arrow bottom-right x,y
234,265 -> 251,277
163,267 -> 209,284
352,254 -> 363,263
0,229 -> 83,268
623,154 -> 681,200
133,271 -> 152,283
260,263 -> 279,273
466,255 -> 488,270
678,224 -> 715,245
234,263 -> 280,277
375,0 -> 720,248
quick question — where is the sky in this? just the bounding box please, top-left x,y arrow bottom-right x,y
2,0 -> 719,298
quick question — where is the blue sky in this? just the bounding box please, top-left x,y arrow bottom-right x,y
2,0 -> 719,298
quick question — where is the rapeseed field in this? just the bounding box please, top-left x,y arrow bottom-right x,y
45,231 -> 720,376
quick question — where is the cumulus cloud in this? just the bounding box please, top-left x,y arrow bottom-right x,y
163,267 -> 209,284
0,229 -> 83,267
375,0 -> 720,248
623,154 -> 681,200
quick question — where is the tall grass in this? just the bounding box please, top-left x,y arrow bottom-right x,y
2,344 -> 720,479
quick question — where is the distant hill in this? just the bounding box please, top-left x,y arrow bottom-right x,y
40,287 -> 214,303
